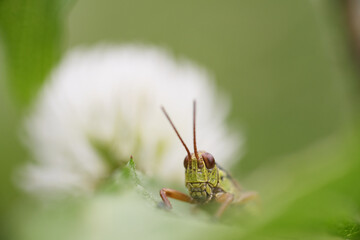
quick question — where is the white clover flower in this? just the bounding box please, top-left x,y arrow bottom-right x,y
20,44 -> 242,198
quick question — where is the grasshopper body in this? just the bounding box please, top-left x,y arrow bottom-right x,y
160,101 -> 257,218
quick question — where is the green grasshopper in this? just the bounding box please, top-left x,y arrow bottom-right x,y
160,101 -> 258,218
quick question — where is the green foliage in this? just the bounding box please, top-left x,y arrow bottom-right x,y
0,0 -> 72,106
0,1 -> 72,238
10,135 -> 360,239
99,156 -> 157,204
1,0 -> 360,239
334,220 -> 360,240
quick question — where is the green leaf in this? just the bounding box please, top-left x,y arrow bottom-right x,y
123,156 -> 138,181
0,0 -> 73,106
99,156 -> 157,204
220,130 -> 360,239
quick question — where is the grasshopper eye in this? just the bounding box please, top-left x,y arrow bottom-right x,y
183,156 -> 190,168
202,152 -> 215,169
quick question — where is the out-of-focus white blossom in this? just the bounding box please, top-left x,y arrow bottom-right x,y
19,44 -> 242,198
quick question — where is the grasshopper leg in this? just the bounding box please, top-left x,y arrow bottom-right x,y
214,191 -> 258,218
160,188 -> 194,209
233,191 -> 258,204
214,192 -> 234,218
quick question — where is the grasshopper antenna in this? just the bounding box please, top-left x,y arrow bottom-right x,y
161,106 -> 191,159
193,100 -> 199,160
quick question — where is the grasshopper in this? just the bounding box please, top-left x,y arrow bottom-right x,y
160,101 -> 257,218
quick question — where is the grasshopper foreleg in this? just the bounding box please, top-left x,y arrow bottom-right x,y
214,191 -> 258,218
160,188 -> 194,209
214,192 -> 234,218
234,191 -> 258,204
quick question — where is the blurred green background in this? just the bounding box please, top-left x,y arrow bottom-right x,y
1,0 -> 360,239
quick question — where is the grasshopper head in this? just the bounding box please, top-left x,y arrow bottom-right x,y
184,151 -> 217,183
184,151 -> 219,202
